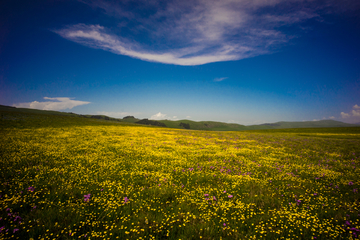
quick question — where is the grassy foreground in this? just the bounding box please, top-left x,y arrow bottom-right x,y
0,111 -> 360,240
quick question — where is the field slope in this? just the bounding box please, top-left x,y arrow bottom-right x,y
1,109 -> 360,239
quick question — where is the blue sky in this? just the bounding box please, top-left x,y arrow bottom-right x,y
1,0 -> 360,125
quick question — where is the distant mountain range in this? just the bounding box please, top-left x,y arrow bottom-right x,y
1,104 -> 359,131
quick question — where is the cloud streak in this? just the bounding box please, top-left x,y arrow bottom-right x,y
13,97 -> 90,111
214,77 -> 228,82
53,0 -> 355,66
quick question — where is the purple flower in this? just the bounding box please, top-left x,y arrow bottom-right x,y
27,186 -> 35,192
204,194 -> 209,197
124,197 -> 129,203
313,193 -> 317,196
349,182 -> 354,185
84,194 -> 91,202
213,196 -> 217,201
228,195 -> 233,198
0,226 -> 5,232
13,228 -> 19,233
223,190 -> 226,193
101,189 -> 103,191
223,223 -> 226,226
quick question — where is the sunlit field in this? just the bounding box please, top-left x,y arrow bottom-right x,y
1,112 -> 360,240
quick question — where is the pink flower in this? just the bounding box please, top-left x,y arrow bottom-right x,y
228,195 -> 233,198
84,194 -> 91,202
204,194 -> 209,197
124,197 -> 129,203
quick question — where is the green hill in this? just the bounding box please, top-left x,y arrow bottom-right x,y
158,119 -> 248,131
246,120 -> 355,130
1,105 -> 359,131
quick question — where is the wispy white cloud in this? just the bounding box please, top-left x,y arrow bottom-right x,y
214,77 -> 228,82
150,112 -> 167,120
13,97 -> 90,111
53,0 -> 351,66
55,24 -> 241,66
329,116 -> 335,119
354,104 -> 360,109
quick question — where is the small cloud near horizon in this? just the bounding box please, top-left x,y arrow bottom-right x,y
150,112 -> 167,120
340,104 -> 360,123
13,97 -> 90,111
227,119 -> 241,124
96,111 -> 140,118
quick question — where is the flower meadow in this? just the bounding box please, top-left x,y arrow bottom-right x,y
0,112 -> 360,239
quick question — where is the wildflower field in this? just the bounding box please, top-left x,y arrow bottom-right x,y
1,111 -> 360,240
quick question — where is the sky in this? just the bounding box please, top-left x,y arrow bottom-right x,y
1,0 -> 360,125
